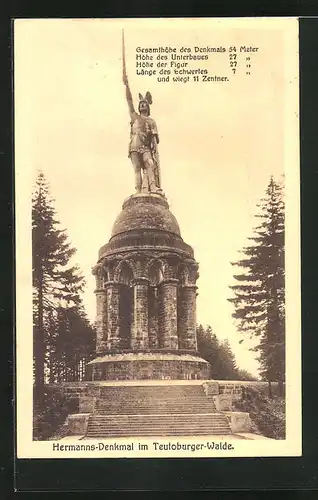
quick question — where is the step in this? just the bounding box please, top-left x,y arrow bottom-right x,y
96,402 -> 215,406
96,397 -> 211,402
85,412 -> 231,437
95,404 -> 216,409
86,414 -> 230,422
90,414 -> 227,419
98,385 -> 204,390
88,422 -> 229,427
95,401 -> 216,406
97,389 -> 206,397
86,429 -> 231,436
96,397 -> 214,402
90,412 -> 225,416
87,427 -> 231,433
88,430 -> 230,434
87,426 -> 230,432
96,394 -> 207,398
88,420 -> 229,427
88,422 -> 228,427
86,429 -> 231,435
95,410 -> 217,415
97,389 -> 207,393
87,427 -> 231,434
88,421 -> 228,426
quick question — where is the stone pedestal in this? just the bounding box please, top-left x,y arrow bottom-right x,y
87,352 -> 210,380
88,193 -> 208,380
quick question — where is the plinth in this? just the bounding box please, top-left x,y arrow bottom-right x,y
87,193 -> 210,380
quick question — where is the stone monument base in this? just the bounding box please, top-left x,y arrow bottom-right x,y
86,352 -> 210,381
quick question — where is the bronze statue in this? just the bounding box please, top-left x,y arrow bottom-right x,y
122,31 -> 163,195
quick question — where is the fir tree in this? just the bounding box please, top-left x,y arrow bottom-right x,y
51,305 -> 95,382
228,177 -> 285,395
197,324 -> 220,376
216,339 -> 239,380
32,171 -> 85,402
236,368 -> 257,381
197,325 -> 243,380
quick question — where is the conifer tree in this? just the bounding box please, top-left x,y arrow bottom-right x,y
32,171 -> 86,402
228,177 -> 285,395
51,305 -> 95,382
197,324 -> 220,376
216,339 -> 238,380
197,325 -> 245,380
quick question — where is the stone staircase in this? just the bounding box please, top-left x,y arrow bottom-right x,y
85,384 -> 231,437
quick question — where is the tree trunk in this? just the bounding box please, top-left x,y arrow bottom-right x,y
34,285 -> 45,405
49,350 -> 54,383
277,380 -> 284,397
268,379 -> 273,399
48,330 -> 54,384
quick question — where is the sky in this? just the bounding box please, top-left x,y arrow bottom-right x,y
14,18 -> 299,376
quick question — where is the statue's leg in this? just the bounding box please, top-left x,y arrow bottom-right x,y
143,152 -> 160,193
141,170 -> 149,193
130,152 -> 142,193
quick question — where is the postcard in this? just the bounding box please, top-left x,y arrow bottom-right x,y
15,17 -> 301,458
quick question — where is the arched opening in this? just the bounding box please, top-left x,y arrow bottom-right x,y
176,263 -> 189,286
149,260 -> 164,286
118,262 -> 134,349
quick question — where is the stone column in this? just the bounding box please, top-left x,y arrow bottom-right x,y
177,284 -> 198,351
159,278 -> 179,349
95,289 -> 107,354
131,277 -> 149,350
105,281 -> 121,350
148,286 -> 159,348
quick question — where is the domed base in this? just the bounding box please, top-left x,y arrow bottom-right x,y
98,191 -> 194,260
86,352 -> 210,381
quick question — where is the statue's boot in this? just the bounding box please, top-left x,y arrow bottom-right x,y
145,163 -> 163,195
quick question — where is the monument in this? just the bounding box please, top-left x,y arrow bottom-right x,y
86,31 -> 210,382
62,34 -> 237,438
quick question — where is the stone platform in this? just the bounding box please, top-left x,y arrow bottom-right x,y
86,352 -> 210,380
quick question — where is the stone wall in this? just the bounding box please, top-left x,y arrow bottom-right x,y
91,359 -> 209,381
224,412 -> 252,433
67,413 -> 91,435
216,380 -> 283,398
